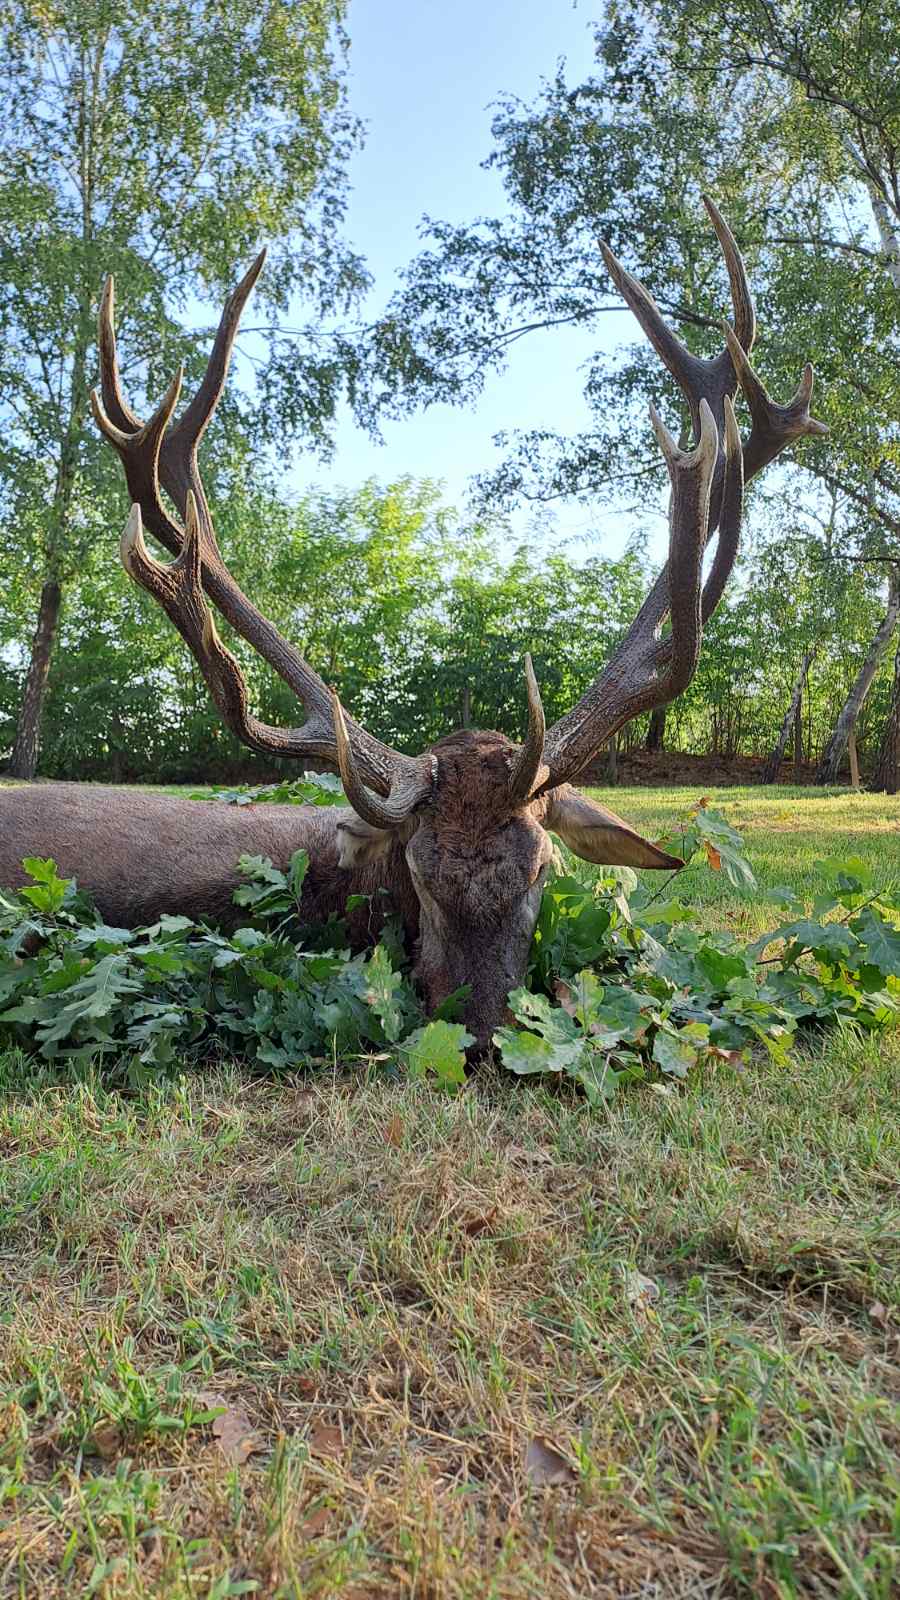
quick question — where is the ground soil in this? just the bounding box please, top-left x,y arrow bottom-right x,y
583,747 -> 829,787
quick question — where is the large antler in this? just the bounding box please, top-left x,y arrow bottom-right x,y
535,197 -> 828,790
91,259 -> 434,820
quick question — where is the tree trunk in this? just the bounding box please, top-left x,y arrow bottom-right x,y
7,299 -> 87,780
816,572 -> 900,785
843,135 -> 900,294
871,637 -> 900,793
7,52 -> 102,780
762,649 -> 815,784
645,707 -> 666,752
8,581 -> 63,778
606,738 -> 618,785
460,682 -> 472,729
848,730 -> 860,790
793,698 -> 803,768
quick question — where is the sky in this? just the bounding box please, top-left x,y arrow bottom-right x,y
308,0 -> 650,560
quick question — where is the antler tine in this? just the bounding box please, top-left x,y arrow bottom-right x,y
701,195 -> 755,353
98,252 -> 268,457
167,248 -> 267,467
600,200 -> 753,445
332,692 -> 436,829
649,398 -> 718,696
507,654 -> 549,803
94,253 -> 436,809
701,396 -> 743,624
722,323 -> 828,480
600,242 -> 709,426
91,369 -> 186,559
98,276 -> 143,436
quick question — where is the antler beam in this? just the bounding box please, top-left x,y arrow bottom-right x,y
539,201 -> 826,789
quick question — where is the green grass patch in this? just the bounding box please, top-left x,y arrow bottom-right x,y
589,783 -> 900,933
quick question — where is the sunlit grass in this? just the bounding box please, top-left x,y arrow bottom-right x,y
588,782 -> 900,936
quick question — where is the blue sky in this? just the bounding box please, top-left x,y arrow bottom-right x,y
311,0 -> 651,558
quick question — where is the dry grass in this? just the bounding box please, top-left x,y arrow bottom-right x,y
2,1043 -> 898,1598
0,785 -> 899,1597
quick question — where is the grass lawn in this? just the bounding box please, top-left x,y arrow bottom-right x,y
1,783 -> 898,1598
588,782 -> 900,936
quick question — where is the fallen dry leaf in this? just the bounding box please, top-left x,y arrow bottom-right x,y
869,1301 -> 889,1325
525,1435 -> 577,1487
216,1406 -> 263,1464
309,1420 -> 344,1457
298,1506 -> 331,1538
554,979 -> 577,1017
461,1207 -> 498,1237
384,1113 -> 404,1148
705,842 -> 722,871
193,1387 -> 226,1419
291,1090 -> 317,1121
139,1531 -> 164,1570
624,1268 -> 660,1311
90,1421 -> 122,1460
195,1393 -> 263,1465
506,1143 -> 555,1166
709,1046 -> 744,1066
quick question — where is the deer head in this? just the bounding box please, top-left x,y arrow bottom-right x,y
91,200 -> 825,1056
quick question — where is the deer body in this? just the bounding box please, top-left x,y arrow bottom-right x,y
0,783 -> 416,938
2,201 -> 824,1058
0,746 -> 678,1052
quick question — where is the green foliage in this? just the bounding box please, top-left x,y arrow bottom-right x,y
195,773 -> 346,807
0,853 -> 472,1086
496,810 -> 900,1097
15,856 -> 72,916
2,807 -> 899,1101
656,796 -> 757,889
402,1021 -> 473,1091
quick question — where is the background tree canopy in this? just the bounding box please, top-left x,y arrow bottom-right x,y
1,0 -> 899,790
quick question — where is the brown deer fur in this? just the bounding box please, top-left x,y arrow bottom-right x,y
0,782 -> 415,939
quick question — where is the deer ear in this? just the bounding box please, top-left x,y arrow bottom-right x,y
336,814 -> 395,869
543,787 -> 682,870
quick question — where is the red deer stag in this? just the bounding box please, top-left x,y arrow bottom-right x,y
0,200 -> 825,1056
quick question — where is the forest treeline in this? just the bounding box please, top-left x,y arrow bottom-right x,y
0,475 -> 892,784
2,0 -> 899,789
